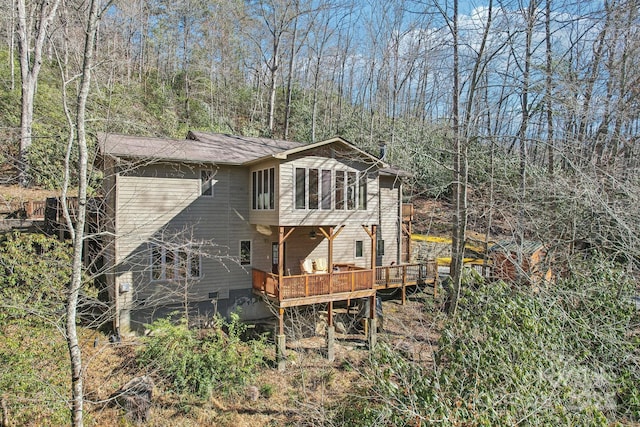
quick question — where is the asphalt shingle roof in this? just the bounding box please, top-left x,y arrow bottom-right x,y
98,131 -> 303,165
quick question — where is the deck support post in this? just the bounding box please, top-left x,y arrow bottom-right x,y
276,334 -> 286,372
401,285 -> 406,305
326,325 -> 335,362
326,301 -> 334,361
277,308 -> 286,371
368,318 -> 377,351
368,295 -> 377,351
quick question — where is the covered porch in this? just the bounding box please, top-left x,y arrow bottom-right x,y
251,224 -> 437,370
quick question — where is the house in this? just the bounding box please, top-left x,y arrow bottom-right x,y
98,131 -> 436,363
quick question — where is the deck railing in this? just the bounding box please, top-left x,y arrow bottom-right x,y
253,268 -> 374,301
375,260 -> 437,288
24,200 -> 47,219
253,261 -> 438,302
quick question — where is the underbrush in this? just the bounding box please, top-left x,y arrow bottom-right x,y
0,322 -> 71,426
335,258 -> 640,426
136,312 -> 269,399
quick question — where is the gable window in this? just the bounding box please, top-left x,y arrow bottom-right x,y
358,174 -> 367,210
295,167 -> 365,211
240,240 -> 252,265
309,169 -> 319,209
355,240 -> 364,258
347,172 -> 357,210
295,168 -> 306,209
335,171 -> 345,210
201,170 -> 215,196
151,244 -> 201,281
252,167 -> 275,210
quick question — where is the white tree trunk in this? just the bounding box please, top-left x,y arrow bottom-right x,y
15,0 -> 61,183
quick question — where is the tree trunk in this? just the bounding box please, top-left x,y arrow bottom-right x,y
15,0 -> 62,184
63,0 -> 102,425
545,0 -> 554,176
284,13 -> 298,140
448,0 -> 466,317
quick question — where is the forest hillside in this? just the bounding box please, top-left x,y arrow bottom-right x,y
0,0 -> 639,425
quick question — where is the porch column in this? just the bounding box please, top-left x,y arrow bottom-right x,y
361,224 -> 378,287
328,226 -> 333,293
319,225 -> 345,270
327,226 -> 333,269
278,227 -> 285,277
277,307 -> 286,371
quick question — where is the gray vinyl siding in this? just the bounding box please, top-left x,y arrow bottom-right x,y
113,163 -> 256,308
249,224 -> 377,275
379,176 -> 401,265
330,225 -> 375,269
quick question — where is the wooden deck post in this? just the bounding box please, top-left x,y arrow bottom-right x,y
327,301 -> 335,362
368,295 -> 377,351
277,307 -> 286,372
371,225 -> 377,284
361,224 -> 378,351
278,227 -> 285,278
327,324 -> 335,362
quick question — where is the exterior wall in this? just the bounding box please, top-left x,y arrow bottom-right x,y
102,156 -> 119,327
248,224 -> 376,275
491,248 -> 545,282
111,162 -> 263,332
378,176 -> 401,266
107,149 -> 406,333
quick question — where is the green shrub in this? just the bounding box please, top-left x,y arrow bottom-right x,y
0,232 -> 73,322
335,257 -> 639,426
137,313 -> 268,398
0,324 -> 70,425
259,383 -> 275,399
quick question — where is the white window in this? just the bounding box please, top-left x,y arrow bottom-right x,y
201,170 -> 215,197
252,167 -> 275,210
295,167 -> 364,211
355,240 -> 364,258
150,244 -> 201,281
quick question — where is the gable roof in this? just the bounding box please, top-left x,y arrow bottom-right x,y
98,132 -> 302,165
98,131 -> 396,171
247,135 -> 388,167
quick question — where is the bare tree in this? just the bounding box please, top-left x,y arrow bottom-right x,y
447,0 -> 466,316
249,0 -> 307,135
59,0 -> 108,424
15,0 -> 62,184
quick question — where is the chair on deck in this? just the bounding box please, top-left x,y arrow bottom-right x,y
314,257 -> 328,273
300,258 -> 315,275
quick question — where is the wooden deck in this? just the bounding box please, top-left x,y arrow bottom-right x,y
375,261 -> 437,289
253,261 -> 437,308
